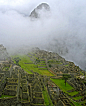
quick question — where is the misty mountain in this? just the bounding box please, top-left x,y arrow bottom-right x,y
0,0 -> 86,71
30,3 -> 50,19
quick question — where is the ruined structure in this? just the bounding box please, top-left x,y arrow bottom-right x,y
0,45 -> 10,61
0,47 -> 86,106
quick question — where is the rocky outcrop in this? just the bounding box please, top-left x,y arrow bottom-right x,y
0,44 -> 9,61
30,3 -> 50,19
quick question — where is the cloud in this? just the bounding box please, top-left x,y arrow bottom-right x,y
0,0 -> 86,70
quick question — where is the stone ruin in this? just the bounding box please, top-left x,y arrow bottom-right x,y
0,44 -> 10,61
0,47 -> 86,106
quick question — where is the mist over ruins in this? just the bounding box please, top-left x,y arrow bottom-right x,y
0,1 -> 86,106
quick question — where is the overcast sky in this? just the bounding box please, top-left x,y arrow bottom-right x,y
0,0 -> 86,70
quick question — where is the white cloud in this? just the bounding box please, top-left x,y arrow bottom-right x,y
0,0 -> 86,70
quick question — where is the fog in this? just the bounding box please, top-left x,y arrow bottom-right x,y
0,0 -> 86,70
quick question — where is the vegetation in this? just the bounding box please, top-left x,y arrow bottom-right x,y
42,85 -> 53,106
68,91 -> 78,96
70,98 -> 82,106
13,57 -> 21,66
0,95 -> 14,98
49,64 -> 52,68
11,52 -> 86,106
65,64 -> 69,66
73,96 -> 83,100
48,60 -> 62,64
3,66 -> 9,71
12,55 -> 54,76
35,58 -> 40,63
62,74 -> 71,86
51,78 -> 73,93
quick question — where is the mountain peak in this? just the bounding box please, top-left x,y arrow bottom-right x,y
30,3 -> 50,19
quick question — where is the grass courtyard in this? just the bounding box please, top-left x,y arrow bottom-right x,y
51,78 -> 73,92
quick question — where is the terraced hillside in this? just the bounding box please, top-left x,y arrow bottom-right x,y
0,47 -> 86,106
11,48 -> 86,106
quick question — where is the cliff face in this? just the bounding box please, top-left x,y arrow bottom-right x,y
0,45 -> 9,61
30,3 -> 50,19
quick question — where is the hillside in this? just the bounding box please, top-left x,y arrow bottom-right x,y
0,47 -> 86,106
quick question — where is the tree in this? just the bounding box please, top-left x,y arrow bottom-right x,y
13,57 -> 21,66
62,74 -> 71,86
49,64 -> 52,68
35,58 -> 40,63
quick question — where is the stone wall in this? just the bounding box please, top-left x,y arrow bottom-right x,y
0,97 -> 17,106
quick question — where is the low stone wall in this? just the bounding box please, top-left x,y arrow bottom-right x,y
21,102 -> 30,106
50,76 -> 62,79
31,104 -> 45,106
22,92 -> 28,100
33,92 -> 42,97
0,97 -> 17,106
67,80 -> 76,89
4,90 -> 17,96
38,66 -> 47,68
57,74 -> 63,76
38,68 -> 48,70
67,89 -> 75,93
0,71 -> 10,77
33,98 -> 44,104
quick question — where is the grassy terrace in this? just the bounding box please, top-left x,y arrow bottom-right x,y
38,64 -> 46,67
51,79 -> 84,106
0,95 -> 14,98
73,96 -> 83,100
48,60 -> 63,64
70,99 -> 82,106
68,91 -> 78,96
12,55 -> 54,76
65,64 -> 69,67
42,86 -> 53,106
51,79 -> 73,93
51,78 -> 79,96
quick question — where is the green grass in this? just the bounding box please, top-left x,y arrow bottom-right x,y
38,65 -> 46,67
73,96 -> 83,100
38,68 -> 48,70
0,95 -> 14,98
48,60 -> 54,63
40,61 -> 46,64
43,91 -> 50,105
51,79 -> 84,106
65,64 -> 69,66
19,55 -> 33,63
39,63 -> 46,65
51,79 -> 73,93
80,71 -> 84,75
38,70 -> 54,76
68,91 -> 79,96
48,62 -> 62,65
12,55 -> 54,76
70,98 -> 82,106
3,66 -> 10,71
48,60 -> 62,64
42,86 -> 53,106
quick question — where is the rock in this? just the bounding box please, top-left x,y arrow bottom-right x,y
30,3 -> 50,19
0,44 -> 9,61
